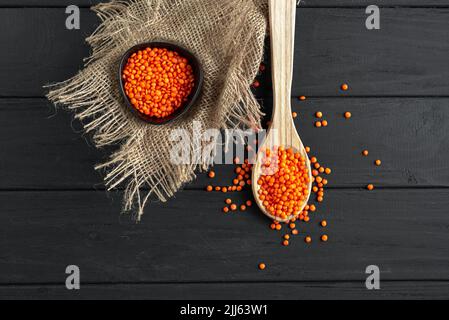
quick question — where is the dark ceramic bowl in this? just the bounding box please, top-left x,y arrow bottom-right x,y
118,41 -> 203,125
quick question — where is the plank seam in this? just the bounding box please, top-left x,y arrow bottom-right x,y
1,279 -> 448,287
4,186 -> 449,191
2,6 -> 449,9
0,186 -> 449,192
6,96 -> 449,101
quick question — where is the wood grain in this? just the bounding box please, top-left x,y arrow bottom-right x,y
2,1 -> 448,8
1,8 -> 449,96
1,3 -> 449,300
2,98 -> 449,190
1,189 -> 448,284
1,281 -> 448,300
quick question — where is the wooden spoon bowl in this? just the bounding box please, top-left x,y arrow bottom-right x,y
251,0 -> 312,222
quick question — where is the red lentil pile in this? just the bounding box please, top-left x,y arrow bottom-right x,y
256,147 -> 311,221
122,47 -> 195,118
205,144 -> 330,248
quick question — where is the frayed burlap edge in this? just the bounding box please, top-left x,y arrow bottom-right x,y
46,0 -> 267,219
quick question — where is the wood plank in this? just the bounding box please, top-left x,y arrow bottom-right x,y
301,0 -> 449,6
2,1 -> 449,8
1,281 -> 448,300
0,9 -> 98,97
197,97 -> 449,188
1,8 -> 449,96
0,99 -> 105,189
1,189 -> 449,284
2,98 -> 449,190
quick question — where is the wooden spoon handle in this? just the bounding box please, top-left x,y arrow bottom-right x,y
269,0 -> 296,133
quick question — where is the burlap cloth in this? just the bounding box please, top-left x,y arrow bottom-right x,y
47,0 -> 268,219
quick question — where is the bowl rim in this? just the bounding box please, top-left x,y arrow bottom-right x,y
118,41 -> 204,125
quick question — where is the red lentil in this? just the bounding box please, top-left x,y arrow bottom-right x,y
122,47 -> 194,118
257,147 -> 311,220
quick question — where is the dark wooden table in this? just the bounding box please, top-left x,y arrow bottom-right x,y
1,0 -> 449,299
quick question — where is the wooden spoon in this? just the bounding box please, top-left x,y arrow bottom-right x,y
251,0 -> 312,222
